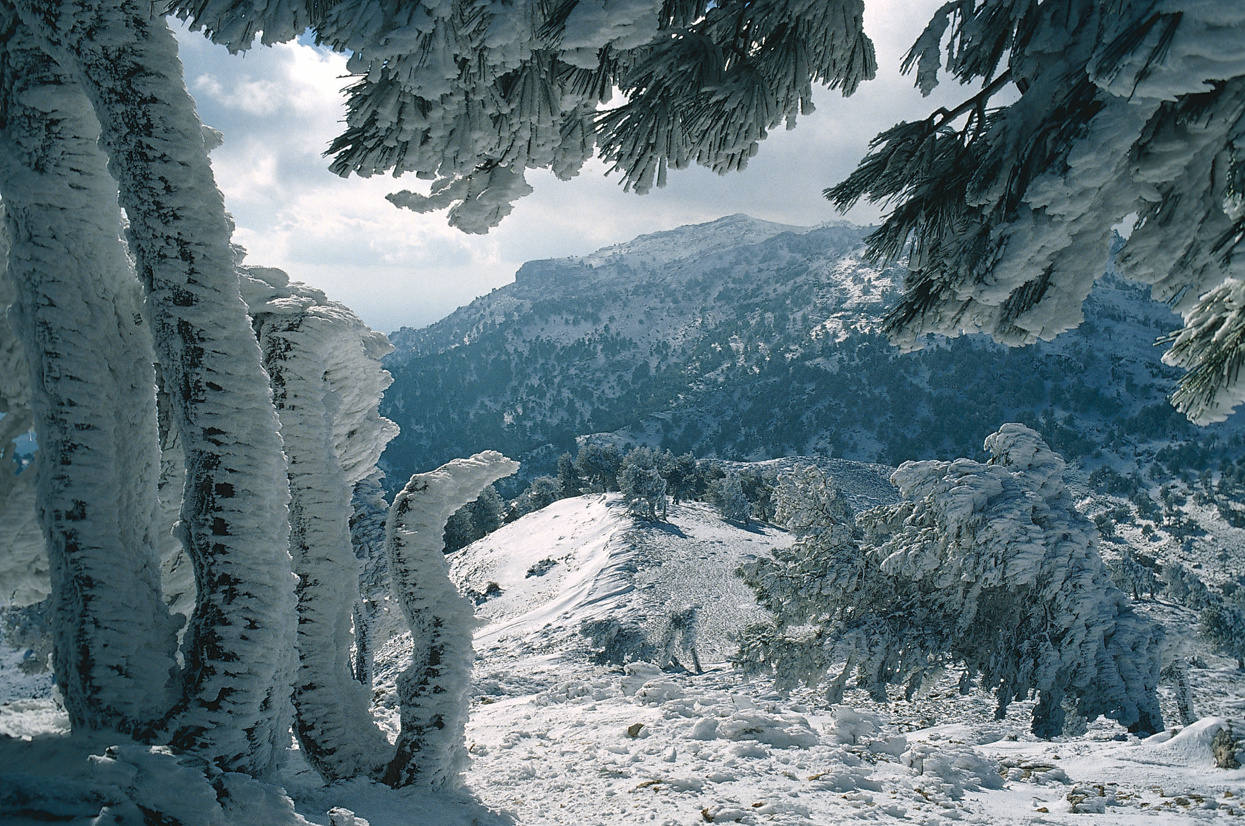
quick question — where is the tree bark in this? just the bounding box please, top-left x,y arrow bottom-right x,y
0,18 -> 176,731
11,0 -> 296,774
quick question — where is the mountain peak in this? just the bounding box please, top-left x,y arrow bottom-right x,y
581,213 -> 815,268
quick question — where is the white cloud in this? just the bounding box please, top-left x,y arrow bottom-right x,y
174,1 -> 965,333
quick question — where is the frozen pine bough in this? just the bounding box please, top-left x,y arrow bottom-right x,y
827,1 -> 1245,424
738,424 -> 1164,738
167,0 -> 875,233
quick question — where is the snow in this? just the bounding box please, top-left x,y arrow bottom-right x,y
3,491 -> 1243,823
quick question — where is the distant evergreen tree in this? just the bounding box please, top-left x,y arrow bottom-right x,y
664,452 -> 700,503
710,471 -> 749,525
574,444 -> 623,492
471,486 -> 505,537
619,447 -> 668,521
556,452 -> 584,498
509,476 -> 561,521
442,506 -> 478,554
739,470 -> 777,523
1202,595 -> 1245,670
738,425 -> 1164,739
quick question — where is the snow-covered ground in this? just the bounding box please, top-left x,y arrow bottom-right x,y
441,495 -> 1245,825
2,493 -> 1243,824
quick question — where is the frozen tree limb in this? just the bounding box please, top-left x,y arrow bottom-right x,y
382,451 -> 519,789
242,267 -> 399,781
10,0 -> 297,774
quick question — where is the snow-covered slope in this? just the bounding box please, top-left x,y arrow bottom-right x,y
449,494 -> 794,665
4,483 -> 1244,824
439,493 -> 1245,824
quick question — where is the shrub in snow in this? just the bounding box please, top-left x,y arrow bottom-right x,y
711,470 -> 750,524
1202,593 -> 1245,670
580,617 -> 657,667
738,424 -> 1164,738
619,447 -> 668,520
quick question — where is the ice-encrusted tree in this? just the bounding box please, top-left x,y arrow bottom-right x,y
0,0 -> 542,787
382,451 -> 519,788
619,446 -> 668,520
167,0 -> 875,232
1,0 -> 297,773
826,1 -> 1245,424
711,470 -> 749,524
0,20 -> 179,734
738,425 -> 1165,738
241,266 -> 400,781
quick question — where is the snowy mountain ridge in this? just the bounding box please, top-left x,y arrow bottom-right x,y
380,215 -> 1245,487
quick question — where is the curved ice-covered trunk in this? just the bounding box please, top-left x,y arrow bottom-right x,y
350,472 -> 391,687
381,452 -> 519,789
247,276 -> 397,781
0,24 -> 175,730
10,0 -> 296,773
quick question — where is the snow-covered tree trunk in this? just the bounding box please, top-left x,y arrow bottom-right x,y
0,210 -> 49,610
0,21 -> 176,731
243,268 -> 398,781
382,451 -> 518,789
10,0 -> 296,773
349,471 -> 391,687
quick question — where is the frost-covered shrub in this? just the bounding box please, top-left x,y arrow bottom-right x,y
710,470 -> 749,524
619,447 -> 668,521
1202,594 -> 1245,670
579,617 -> 656,666
738,424 -> 1164,738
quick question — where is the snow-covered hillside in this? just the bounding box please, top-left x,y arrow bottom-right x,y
379,215 -> 1245,489
4,484 -> 1243,824
441,494 -> 1245,824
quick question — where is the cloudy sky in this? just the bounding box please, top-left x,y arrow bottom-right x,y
174,1 -> 966,333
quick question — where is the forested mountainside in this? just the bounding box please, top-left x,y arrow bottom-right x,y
380,215 -> 1245,485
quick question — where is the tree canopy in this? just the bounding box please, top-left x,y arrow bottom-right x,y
827,1 -> 1245,424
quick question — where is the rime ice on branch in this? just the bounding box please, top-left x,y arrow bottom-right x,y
0,20 -> 176,733
168,0 -> 876,233
382,451 -> 519,789
242,266 -> 399,781
827,1 -> 1245,422
738,425 -> 1164,738
10,0 -> 297,774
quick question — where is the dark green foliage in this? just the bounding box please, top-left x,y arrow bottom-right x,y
709,471 -> 748,524
574,444 -> 623,493
556,452 -> 583,498
442,485 -> 506,553
508,476 -> 561,521
1202,596 -> 1245,670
